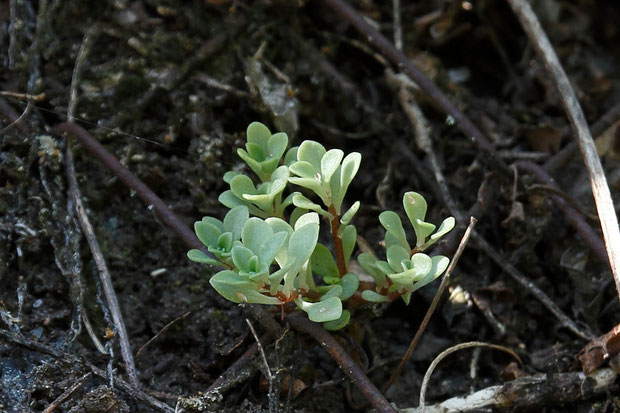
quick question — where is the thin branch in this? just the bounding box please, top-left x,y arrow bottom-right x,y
136,312 -> 191,358
66,146 -> 140,388
401,368 -> 617,413
392,0 -> 403,51
0,328 -> 174,412
57,122 -> 208,256
543,101 -> 620,172
506,0 -> 620,302
320,0 -> 511,180
246,319 -> 277,413
286,312 -> 398,413
383,217 -> 477,393
65,25 -> 139,388
205,333 -> 273,394
42,372 -> 92,413
517,161 -> 607,264
419,341 -> 522,409
389,70 -> 594,342
472,232 -> 594,340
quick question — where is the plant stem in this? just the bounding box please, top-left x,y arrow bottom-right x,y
328,205 -> 347,276
286,313 -> 398,413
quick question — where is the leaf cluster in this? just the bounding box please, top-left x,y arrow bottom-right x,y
188,122 -> 455,329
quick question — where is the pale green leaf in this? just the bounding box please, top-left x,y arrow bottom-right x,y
271,165 -> 290,182
237,148 -> 264,179
292,194 -> 331,217
357,253 -> 388,288
216,232 -> 233,252
230,174 -> 256,199
387,244 -> 410,273
410,253 -> 433,277
210,270 -> 280,305
297,296 -> 342,322
289,160 -> 317,179
320,149 -> 344,184
223,171 -> 239,184
242,218 -> 273,254
284,146 -> 298,166
294,211 -> 320,230
340,201 -> 360,226
187,249 -> 218,265
339,272 -> 359,300
231,245 -> 254,272
379,211 -> 409,250
195,221 -> 221,248
288,215 -> 319,264
403,191 -> 428,224
258,231 -> 287,268
341,224 -> 357,266
336,152 -> 361,210
361,290 -> 390,303
288,177 -> 329,205
311,243 -> 340,284
410,255 -> 450,293
413,220 -> 436,247
246,142 -> 266,162
267,132 -> 288,160
375,260 -> 393,276
297,140 -> 326,172
323,309 -> 350,330
223,206 -> 249,241
246,122 -> 271,149
424,217 -> 456,249
320,285 -> 343,301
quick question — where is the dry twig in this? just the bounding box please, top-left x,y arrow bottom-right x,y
506,0 -> 620,302
383,217 -> 477,393
401,368 -> 616,412
419,341 -> 523,408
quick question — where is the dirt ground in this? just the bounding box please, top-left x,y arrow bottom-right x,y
1,0 -> 620,412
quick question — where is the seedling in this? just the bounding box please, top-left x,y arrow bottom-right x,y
188,122 -> 455,329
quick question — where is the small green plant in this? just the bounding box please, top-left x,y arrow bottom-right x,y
188,122 -> 455,330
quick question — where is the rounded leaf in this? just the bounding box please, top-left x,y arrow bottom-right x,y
284,146 -> 299,166
379,211 -> 409,250
246,122 -> 271,149
361,290 -> 390,303
403,191 -> 428,224
187,249 -> 218,265
297,140 -> 326,172
231,245 -> 255,272
410,253 -> 433,276
341,224 -> 357,266
339,272 -> 359,300
289,161 -> 317,179
246,142 -> 266,162
321,149 -> 344,184
424,216 -> 456,249
242,218 -> 273,254
311,242 -> 340,284
223,206 -> 249,241
323,310 -> 350,331
387,244 -> 410,273
195,221 -> 222,248
230,174 -> 257,199
298,297 -> 342,322
320,285 -> 343,301
288,216 -> 319,265
340,201 -> 360,226
268,132 -> 288,160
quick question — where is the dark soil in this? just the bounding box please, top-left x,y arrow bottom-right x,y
1,0 -> 620,412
